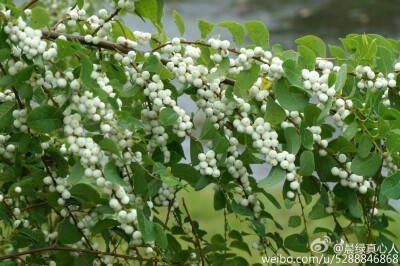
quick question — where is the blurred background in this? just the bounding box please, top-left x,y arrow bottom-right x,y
126,0 -> 400,49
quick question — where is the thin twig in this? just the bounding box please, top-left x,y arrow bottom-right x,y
12,255 -> 33,265
91,8 -> 121,36
41,86 -> 58,107
53,211 -> 69,247
182,197 -> 205,266
23,0 -> 38,10
297,193 -> 313,256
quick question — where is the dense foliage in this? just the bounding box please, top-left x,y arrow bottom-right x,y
0,0 -> 399,265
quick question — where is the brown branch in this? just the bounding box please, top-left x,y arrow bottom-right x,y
53,211 -> 70,247
91,8 -> 121,36
182,197 -> 205,266
68,209 -> 94,250
23,0 -> 38,10
0,246 -> 161,262
21,201 -> 47,212
164,196 -> 175,227
12,255 -> 33,265
41,30 -> 237,87
365,158 -> 384,244
41,86 -> 58,107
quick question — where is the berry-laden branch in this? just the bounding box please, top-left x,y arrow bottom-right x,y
40,30 -> 237,86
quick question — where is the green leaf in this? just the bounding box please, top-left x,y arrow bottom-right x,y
264,96 -> 286,125
171,164 -> 201,187
238,148 -> 265,165
214,190 -> 226,210
190,138 -> 204,166
27,105 -> 63,133
112,20 -> 137,41
275,84 -> 309,111
295,35 -> 326,57
0,101 -> 16,130
284,127 -> 301,155
77,0 -> 84,9
156,0 -> 164,23
92,219 -> 119,236
347,189 -> 363,218
79,53 -> 94,85
212,131 -> 229,154
298,45 -> 316,70
134,0 -> 160,25
30,8 -> 50,29
59,220 -> 81,244
299,151 -> 314,176
308,203 -> 329,220
0,48 -> 11,61
104,161 -> 129,186
358,134 -> 373,158
154,223 -> 168,249
282,60 -> 303,88
252,220 -> 266,237
343,121 -> 358,140
218,21 -> 245,47
230,240 -> 251,256
198,19 -> 214,39
206,57 -> 230,80
0,75 -> 15,87
376,46 -> 394,76
351,153 -> 381,176
329,45 -> 346,66
300,125 -> 313,149
161,173 -> 183,187
317,98 -> 333,123
199,118 -> 216,139
160,107 -> 179,126
335,64 -> 347,92
381,173 -> 400,199
130,162 -> 148,195
99,138 -> 122,159
137,209 -> 156,242
70,183 -> 100,203
172,10 -> 185,36
142,55 -> 173,80
231,199 -> 254,217
0,210 -> 12,226
258,166 -> 286,188
244,21 -> 269,50
284,234 -> 309,253
68,161 -> 85,185
288,215 -> 301,228
233,63 -> 259,91
14,66 -> 34,82
387,133 -> 400,155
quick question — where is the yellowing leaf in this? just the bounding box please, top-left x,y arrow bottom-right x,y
260,77 -> 272,91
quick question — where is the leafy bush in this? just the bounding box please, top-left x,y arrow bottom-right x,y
0,0 -> 399,265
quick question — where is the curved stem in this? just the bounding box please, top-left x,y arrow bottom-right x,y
182,197 -> 205,266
